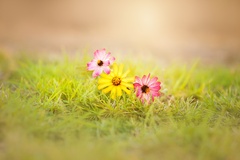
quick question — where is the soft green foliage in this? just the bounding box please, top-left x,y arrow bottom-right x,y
0,53 -> 240,160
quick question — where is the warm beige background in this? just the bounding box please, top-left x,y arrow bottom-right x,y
0,0 -> 240,63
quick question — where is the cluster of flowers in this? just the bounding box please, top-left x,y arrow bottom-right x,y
87,49 -> 161,103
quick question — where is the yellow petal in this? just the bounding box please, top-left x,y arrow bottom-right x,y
110,87 -> 117,99
98,78 -> 111,84
113,63 -> 118,76
116,86 -> 122,97
98,82 -> 112,90
102,85 -> 113,94
100,73 -> 112,79
117,64 -> 124,77
110,71 -> 115,77
122,77 -> 134,83
121,69 -> 130,78
121,86 -> 131,95
121,82 -> 134,88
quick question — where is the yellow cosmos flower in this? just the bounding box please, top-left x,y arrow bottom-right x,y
98,63 -> 134,99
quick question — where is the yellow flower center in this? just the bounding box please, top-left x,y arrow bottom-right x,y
141,85 -> 150,93
97,60 -> 103,66
112,77 -> 121,86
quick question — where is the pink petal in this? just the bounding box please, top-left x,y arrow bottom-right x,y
92,67 -> 103,78
133,83 -> 141,88
104,52 -> 111,59
150,85 -> 161,91
87,61 -> 97,70
134,76 -> 140,81
139,93 -> 144,102
141,74 -> 151,85
109,56 -> 115,64
151,91 -> 160,97
94,50 -> 101,59
99,48 -> 106,54
92,49 -> 115,66
150,81 -> 161,87
149,82 -> 161,88
152,95 -> 155,102
148,77 -> 158,86
104,52 -> 115,64
103,60 -> 110,66
151,92 -> 160,102
99,49 -> 115,63
145,74 -> 151,84
142,93 -> 151,103
98,49 -> 106,59
136,88 -> 142,97
103,66 -> 111,74
134,76 -> 143,85
142,75 -> 147,85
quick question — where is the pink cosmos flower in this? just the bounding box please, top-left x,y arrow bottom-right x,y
133,74 -> 161,103
87,49 -> 115,78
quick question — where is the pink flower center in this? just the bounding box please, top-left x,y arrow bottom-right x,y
112,77 -> 121,86
97,60 -> 103,66
141,85 -> 150,93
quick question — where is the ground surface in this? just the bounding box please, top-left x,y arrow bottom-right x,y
0,53 -> 239,160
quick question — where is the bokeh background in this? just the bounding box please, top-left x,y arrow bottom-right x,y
1,0 -> 240,64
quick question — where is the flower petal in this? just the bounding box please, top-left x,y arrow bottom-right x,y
133,74 -> 162,103
103,60 -> 110,66
134,76 -> 143,85
122,77 -> 134,83
103,66 -> 111,74
141,74 -> 151,85
110,87 -> 117,99
117,64 -> 124,77
151,91 -> 160,97
121,82 -> 133,88
94,50 -> 101,59
142,75 -> 147,85
92,68 -> 102,78
98,78 -> 111,84
96,63 -> 133,99
104,52 -> 115,64
113,63 -> 118,76
100,73 -> 112,79
148,77 -> 159,86
136,88 -> 142,97
143,93 -> 151,103
133,83 -> 141,88
98,49 -> 107,59
121,86 -> 131,94
87,61 -> 97,71
98,82 -> 112,90
102,85 -> 113,94
109,56 -> 115,64
150,85 -> 161,91
149,83 -> 161,89
121,69 -> 130,78
116,86 -> 122,97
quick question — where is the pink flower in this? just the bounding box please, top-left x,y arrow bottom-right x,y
87,49 -> 115,78
133,74 -> 161,103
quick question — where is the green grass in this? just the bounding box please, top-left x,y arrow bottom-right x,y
0,52 -> 240,160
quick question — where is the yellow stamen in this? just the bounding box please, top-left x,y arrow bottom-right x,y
141,85 -> 150,93
97,60 -> 103,66
112,77 -> 121,86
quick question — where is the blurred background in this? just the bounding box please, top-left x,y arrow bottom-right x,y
0,0 -> 240,64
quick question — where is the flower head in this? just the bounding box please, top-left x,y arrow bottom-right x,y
87,49 -> 115,78
98,63 -> 134,99
134,74 -> 161,103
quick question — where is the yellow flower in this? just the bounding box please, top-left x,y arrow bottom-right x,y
98,63 -> 134,99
